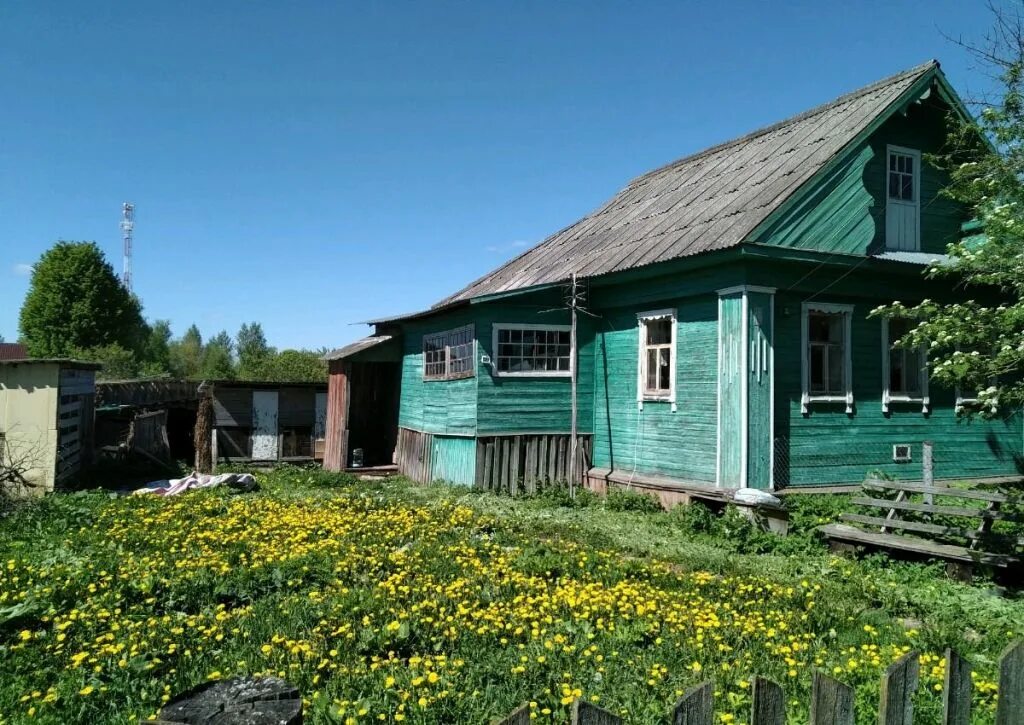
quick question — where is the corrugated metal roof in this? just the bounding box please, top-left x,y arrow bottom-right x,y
434,61 -> 938,307
872,251 -> 951,266
325,335 -> 393,361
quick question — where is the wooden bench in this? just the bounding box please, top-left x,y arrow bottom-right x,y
820,478 -> 1023,580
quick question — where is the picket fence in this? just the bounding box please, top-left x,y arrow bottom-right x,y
492,641 -> 1023,725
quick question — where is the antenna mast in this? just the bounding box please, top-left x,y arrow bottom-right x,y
121,202 -> 135,292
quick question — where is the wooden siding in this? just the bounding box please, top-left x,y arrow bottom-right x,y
754,98 -> 968,256
279,387 -> 314,427
475,299 -> 594,435
430,435 -> 476,486
747,291 -> 774,489
592,296 -> 718,484
398,310 -> 478,436
773,291 -> 1023,486
213,387 -> 252,427
323,361 -> 349,471
396,427 -> 433,483
718,293 -> 743,487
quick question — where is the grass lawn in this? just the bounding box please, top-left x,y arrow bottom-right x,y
0,468 -> 1020,724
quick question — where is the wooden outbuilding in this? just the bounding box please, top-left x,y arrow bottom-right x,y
0,358 -> 99,493
210,380 -> 328,464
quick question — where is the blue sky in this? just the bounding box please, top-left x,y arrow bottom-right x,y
0,1 -> 999,349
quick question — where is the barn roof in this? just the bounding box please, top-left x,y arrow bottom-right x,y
325,335 -> 394,361
424,60 -> 944,309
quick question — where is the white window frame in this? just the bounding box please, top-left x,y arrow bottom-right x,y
637,308 -> 677,412
491,324 -> 572,378
422,324 -> 475,381
881,317 -> 929,413
885,145 -> 921,251
801,302 -> 854,414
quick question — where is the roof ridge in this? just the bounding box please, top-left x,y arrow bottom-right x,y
628,59 -> 938,188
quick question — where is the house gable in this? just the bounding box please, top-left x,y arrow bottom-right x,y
750,92 -> 969,255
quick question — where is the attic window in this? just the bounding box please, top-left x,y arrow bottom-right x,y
423,325 -> 475,381
885,146 -> 921,251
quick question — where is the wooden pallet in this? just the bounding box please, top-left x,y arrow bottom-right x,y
820,478 -> 1022,579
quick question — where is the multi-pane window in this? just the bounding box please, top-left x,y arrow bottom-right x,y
422,325 -> 475,380
801,302 -> 853,414
637,309 -> 676,409
642,318 -> 673,395
888,151 -> 915,202
886,318 -> 922,396
807,311 -> 847,395
494,325 -> 571,375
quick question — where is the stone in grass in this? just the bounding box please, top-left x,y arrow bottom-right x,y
141,676 -> 301,725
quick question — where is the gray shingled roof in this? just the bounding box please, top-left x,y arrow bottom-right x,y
436,61 -> 938,307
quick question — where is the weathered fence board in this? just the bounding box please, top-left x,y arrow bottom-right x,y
942,648 -> 971,725
809,673 -> 854,725
475,433 -> 592,492
571,700 -> 621,724
751,677 -> 785,725
880,650 -> 919,725
996,641 -> 1024,725
671,681 -> 713,725
490,703 -> 530,725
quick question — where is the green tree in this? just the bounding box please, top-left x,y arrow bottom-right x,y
201,330 -> 236,380
169,325 -> 204,379
874,14 -> 1024,413
74,343 -> 140,380
141,319 -> 173,375
237,322 -> 274,379
18,241 -> 147,357
262,349 -> 327,382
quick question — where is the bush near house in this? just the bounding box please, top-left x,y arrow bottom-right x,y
0,470 -> 1018,724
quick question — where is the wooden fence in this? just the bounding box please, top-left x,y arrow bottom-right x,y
493,641 -> 1023,724
476,434 -> 592,493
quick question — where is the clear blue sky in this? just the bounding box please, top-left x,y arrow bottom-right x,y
0,1 -> 999,350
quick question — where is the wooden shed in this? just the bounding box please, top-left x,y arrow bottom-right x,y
0,358 -> 99,493
210,381 -> 328,463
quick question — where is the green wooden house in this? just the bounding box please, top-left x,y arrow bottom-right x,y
324,60 -> 1023,499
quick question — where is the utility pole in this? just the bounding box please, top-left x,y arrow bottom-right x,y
568,273 -> 579,499
121,202 -> 135,292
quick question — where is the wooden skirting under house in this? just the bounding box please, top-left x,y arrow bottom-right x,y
585,467 -> 730,510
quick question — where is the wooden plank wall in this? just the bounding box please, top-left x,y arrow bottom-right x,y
396,427 -> 433,484
323,362 -> 349,472
475,433 -> 592,493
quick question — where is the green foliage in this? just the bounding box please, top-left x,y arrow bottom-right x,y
71,343 -> 140,381
169,324 -> 204,379
200,330 -> 236,380
18,241 -> 147,358
142,320 -> 173,375
604,487 -> 663,513
236,322 -> 273,379
257,348 -> 327,382
872,43 -> 1024,412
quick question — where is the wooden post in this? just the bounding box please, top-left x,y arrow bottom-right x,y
571,700 -> 622,724
569,273 -> 579,498
491,703 -> 531,725
923,441 -> 934,505
996,640 -> 1024,725
750,677 -> 784,725
194,382 -> 213,474
879,650 -> 919,725
809,672 -> 854,725
943,648 -> 972,725
323,360 -> 350,472
671,681 -> 713,724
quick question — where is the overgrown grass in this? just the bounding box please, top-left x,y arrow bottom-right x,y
0,467 -> 1019,724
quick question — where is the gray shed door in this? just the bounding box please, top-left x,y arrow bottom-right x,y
251,391 -> 279,460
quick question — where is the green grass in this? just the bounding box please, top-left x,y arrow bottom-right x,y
0,467 -> 1019,724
